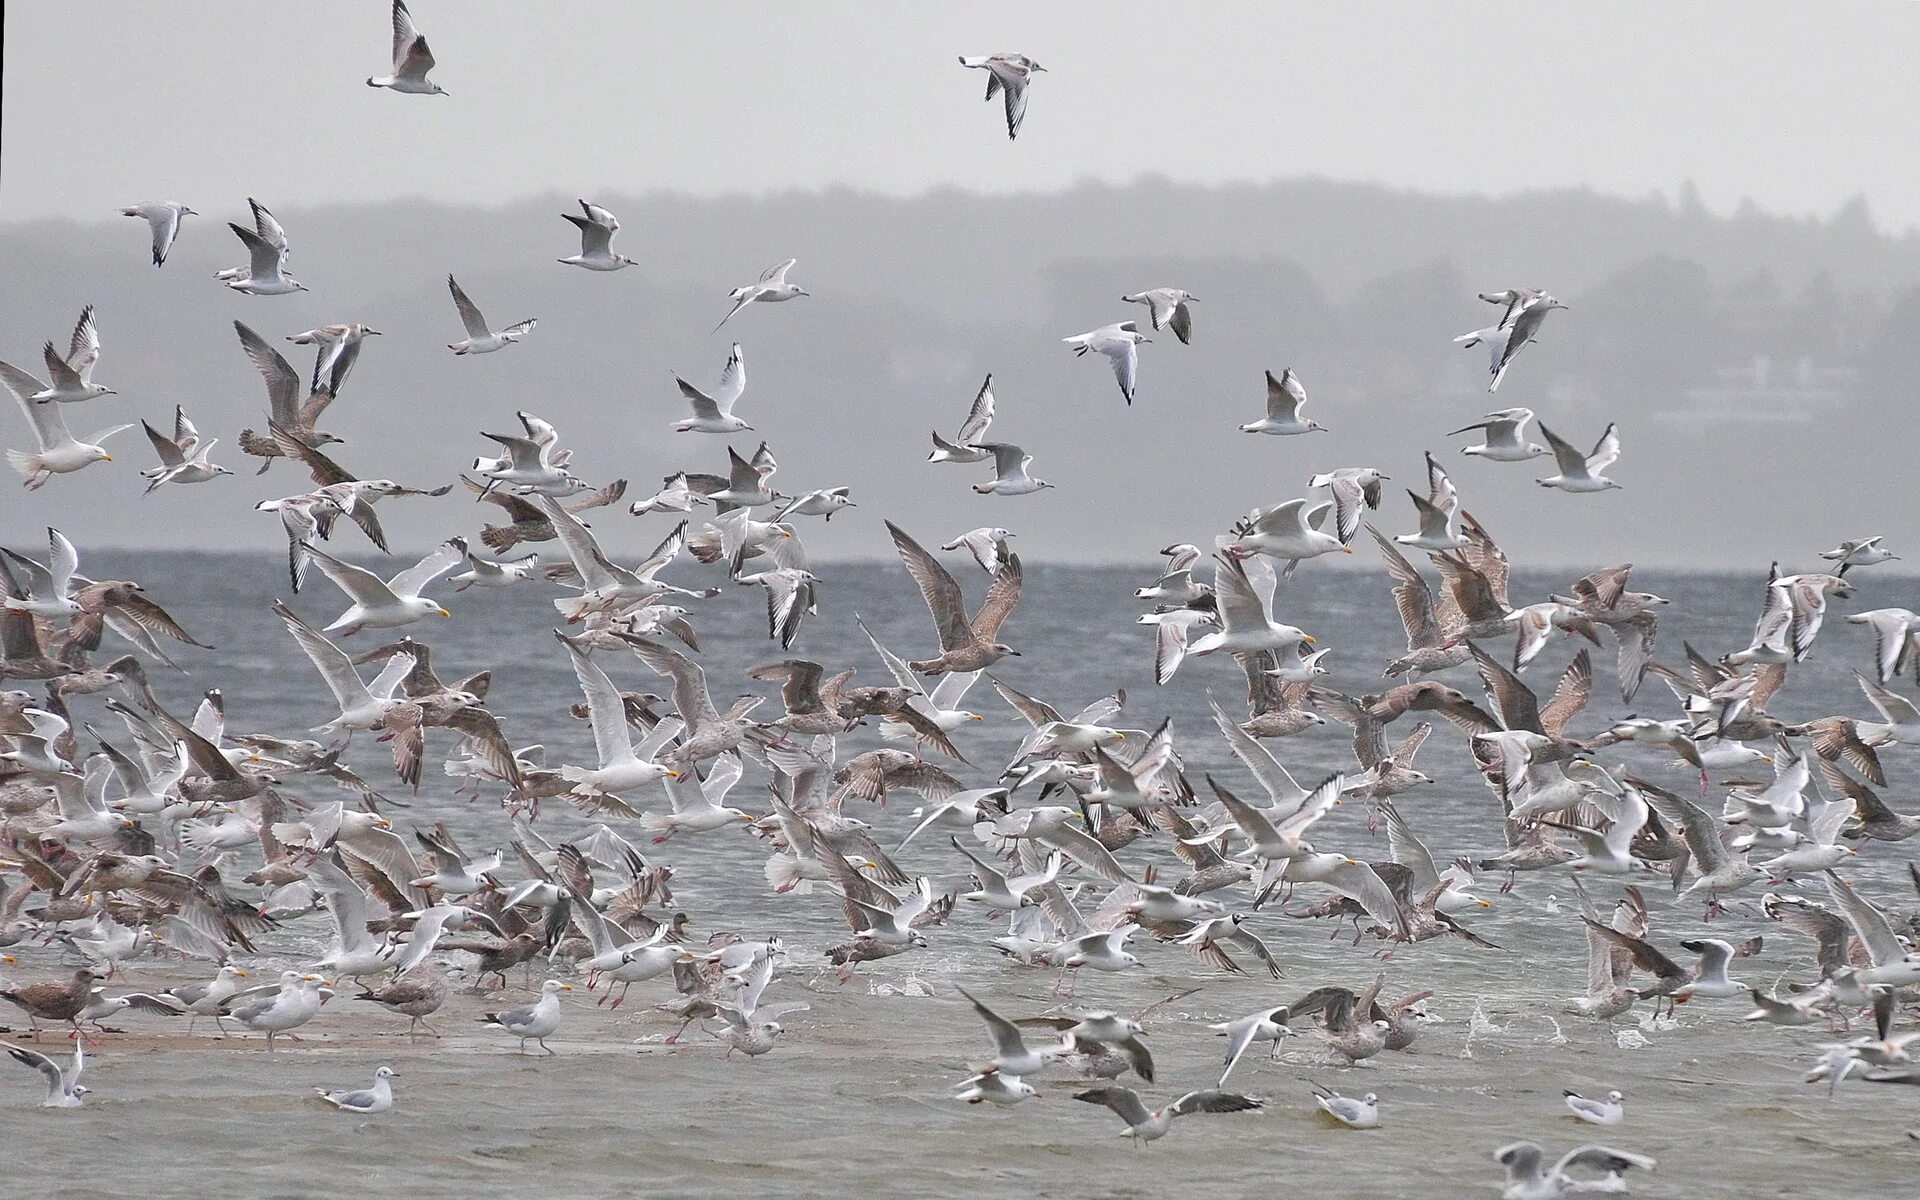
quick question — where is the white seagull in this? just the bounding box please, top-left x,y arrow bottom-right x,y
223,219 -> 306,295
303,539 -> 463,636
972,443 -> 1053,496
673,342 -> 750,433
1240,368 -> 1323,434
1450,406 -> 1547,461
558,199 -> 636,271
30,307 -> 114,403
446,275 -> 536,354
928,374 -> 996,464
314,1066 -> 397,1113
1,1040 -> 88,1107
139,407 -> 231,494
1063,322 -> 1148,405
714,259 -> 808,332
1536,423 -> 1622,493
0,362 -> 130,489
121,201 -> 195,266
957,53 -> 1047,140
367,0 -> 448,95
1122,288 -> 1197,344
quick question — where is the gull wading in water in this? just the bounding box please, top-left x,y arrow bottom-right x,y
1,1040 -> 88,1108
314,1065 -> 396,1114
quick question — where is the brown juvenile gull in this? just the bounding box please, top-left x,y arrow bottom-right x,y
886,521 -> 1023,675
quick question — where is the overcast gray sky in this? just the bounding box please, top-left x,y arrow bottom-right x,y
6,1 -> 1920,229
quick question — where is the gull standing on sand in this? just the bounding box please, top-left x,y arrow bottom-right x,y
1,1040 -> 87,1108
30,307 -> 114,403
1450,407 -> 1548,461
367,0 -> 447,95
1240,369 -> 1323,434
558,199 -> 636,271
673,343 -> 750,433
714,259 -> 808,332
225,971 -> 331,1050
0,362 -> 130,489
314,1066 -> 396,1113
958,53 -> 1046,140
140,407 -> 232,493
121,201 -> 195,266
446,276 -> 536,354
973,443 -> 1053,496
928,374 -> 996,464
1536,424 -> 1622,492
480,979 -> 572,1054
1122,289 -> 1197,344
1063,322 -> 1148,405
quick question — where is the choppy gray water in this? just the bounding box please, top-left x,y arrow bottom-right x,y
6,552 -> 1920,1199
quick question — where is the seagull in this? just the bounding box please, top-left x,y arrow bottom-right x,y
0,362 -> 130,488
673,343 -> 750,432
478,979 -> 571,1055
1850,608 -> 1920,684
367,0 -> 447,95
1063,322 -> 1149,405
972,442 -> 1053,496
303,539 -> 464,636
446,276 -> 536,354
121,201 -> 195,266
957,53 -> 1046,139
140,407 -> 232,494
1122,289 -> 1197,344
1188,555 -> 1314,657
1536,423 -> 1622,493
942,528 -> 1015,574
1451,407 -> 1548,461
1240,368 -> 1322,434
886,521 -> 1023,674
286,323 -> 381,397
554,631 -> 685,799
1,1040 -> 87,1107
30,307 -> 114,403
1223,498 -> 1351,562
558,199 -> 636,271
1562,1089 -> 1625,1125
954,1067 -> 1037,1106
226,972 -> 331,1050
955,986 -> 1068,1076
1822,536 -> 1898,576
1312,1083 -> 1380,1129
314,1066 -> 396,1114
713,259 -> 808,332
928,374 -> 996,464
213,198 -> 290,283
1493,1143 -> 1654,1200
1072,1086 -> 1264,1141
1211,1005 -> 1294,1086
1,527 -> 80,617
222,219 -> 306,295
450,550 -> 540,590
1456,292 -> 1566,392
272,601 -> 415,732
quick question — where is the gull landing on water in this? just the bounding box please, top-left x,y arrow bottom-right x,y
367,0 -> 447,95
1240,368 -> 1323,434
558,199 -> 636,271
446,276 -> 536,354
1063,322 -> 1148,405
958,54 -> 1046,140
714,259 -> 808,333
1122,289 -> 1197,344
121,201 -> 195,266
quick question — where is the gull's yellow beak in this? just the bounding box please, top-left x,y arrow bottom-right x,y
666,769 -> 683,779
1760,754 -> 1775,763
780,529 -> 793,538
1340,546 -> 1353,554
0,955 -> 14,965
1302,635 -> 1317,645
560,984 -> 575,992
234,970 -> 248,978
969,714 -> 984,721
102,454 -> 114,462
376,817 -> 392,829
1114,732 -> 1127,741
437,607 -> 452,618
739,812 -> 755,822
1477,899 -> 1493,909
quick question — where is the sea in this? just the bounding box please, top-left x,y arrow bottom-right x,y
4,551 -> 1918,1200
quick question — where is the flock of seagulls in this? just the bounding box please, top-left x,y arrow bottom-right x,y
0,5 -> 1915,1195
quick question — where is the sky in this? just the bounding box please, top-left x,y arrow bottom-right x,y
5,1 -> 1920,230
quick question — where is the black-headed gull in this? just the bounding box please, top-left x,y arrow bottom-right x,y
139,406 -> 232,493
558,199 -> 636,271
31,307 -> 114,403
958,54 -> 1047,140
1536,423 -> 1622,493
673,343 -> 750,432
1122,288 -> 1197,344
368,0 -> 447,95
446,275 -> 536,354
120,201 -> 195,266
1063,322 -> 1148,405
1240,368 -> 1322,434
714,259 -> 808,332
